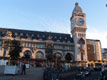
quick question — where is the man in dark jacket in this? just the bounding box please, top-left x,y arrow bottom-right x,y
21,63 -> 26,75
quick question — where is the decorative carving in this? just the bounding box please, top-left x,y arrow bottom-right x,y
6,31 -> 12,37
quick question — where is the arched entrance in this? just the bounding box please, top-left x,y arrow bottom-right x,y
54,52 -> 62,60
23,50 -> 32,59
36,51 -> 44,59
65,53 -> 73,62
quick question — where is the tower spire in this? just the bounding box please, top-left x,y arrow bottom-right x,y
75,2 -> 78,6
72,2 -> 83,14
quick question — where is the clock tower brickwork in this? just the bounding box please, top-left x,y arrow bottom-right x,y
70,2 -> 87,66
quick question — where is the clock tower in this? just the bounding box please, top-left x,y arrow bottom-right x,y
70,2 -> 87,66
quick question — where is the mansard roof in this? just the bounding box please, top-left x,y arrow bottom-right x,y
0,28 -> 73,43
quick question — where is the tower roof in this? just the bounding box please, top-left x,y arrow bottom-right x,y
72,2 -> 83,14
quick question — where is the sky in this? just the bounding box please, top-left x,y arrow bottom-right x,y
0,0 -> 107,48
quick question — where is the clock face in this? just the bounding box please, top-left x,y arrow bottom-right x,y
78,18 -> 84,26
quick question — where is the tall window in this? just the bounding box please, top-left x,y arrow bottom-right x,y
3,48 -> 7,56
36,44 -> 45,48
27,43 -> 29,47
36,51 -> 44,59
81,52 -> 84,61
0,41 -> 2,50
24,42 -> 26,47
54,45 -> 63,49
30,43 -> 32,47
0,46 -> 1,50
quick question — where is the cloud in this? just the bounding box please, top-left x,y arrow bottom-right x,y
87,25 -> 107,48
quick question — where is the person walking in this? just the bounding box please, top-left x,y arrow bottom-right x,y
21,63 -> 26,75
19,61 -> 23,74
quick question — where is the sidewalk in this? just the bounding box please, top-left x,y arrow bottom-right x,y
0,67 -> 44,80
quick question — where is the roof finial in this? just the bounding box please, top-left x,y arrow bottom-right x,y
75,2 -> 78,6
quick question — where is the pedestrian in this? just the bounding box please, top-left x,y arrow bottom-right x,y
19,61 -> 23,74
21,63 -> 26,75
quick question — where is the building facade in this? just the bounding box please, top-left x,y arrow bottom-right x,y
0,29 -> 75,61
86,39 -> 102,67
0,2 -> 102,66
70,2 -> 87,66
102,48 -> 107,61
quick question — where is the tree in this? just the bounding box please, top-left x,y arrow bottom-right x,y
45,45 -> 53,61
9,40 -> 22,60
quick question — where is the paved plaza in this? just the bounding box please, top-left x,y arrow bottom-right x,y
0,66 -> 102,80
0,66 -> 43,80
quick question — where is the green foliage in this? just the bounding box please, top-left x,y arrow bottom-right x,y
9,40 -> 22,60
45,45 -> 53,61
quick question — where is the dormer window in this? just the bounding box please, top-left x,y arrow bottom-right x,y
20,33 -> 23,36
42,35 -> 45,38
32,34 -> 34,37
2,32 -> 5,35
60,37 -> 62,39
65,37 -> 67,40
15,33 -> 18,36
0,40 -> 2,50
0,41 -> 2,45
26,34 -> 29,36
39,38 -> 42,40
63,41 -> 65,43
67,41 -> 71,43
37,34 -> 39,37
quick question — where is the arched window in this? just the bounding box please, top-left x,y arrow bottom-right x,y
36,51 -> 44,59
65,53 -> 73,62
54,52 -> 62,60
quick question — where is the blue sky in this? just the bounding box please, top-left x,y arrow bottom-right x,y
0,0 -> 107,48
